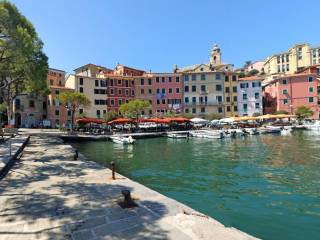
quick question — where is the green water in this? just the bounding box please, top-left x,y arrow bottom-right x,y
71,131 -> 320,240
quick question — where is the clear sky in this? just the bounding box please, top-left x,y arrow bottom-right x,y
11,0 -> 320,74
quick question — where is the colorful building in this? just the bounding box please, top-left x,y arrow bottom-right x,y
47,68 -> 74,127
224,72 -> 239,117
263,73 -> 320,119
237,76 -> 263,116
263,43 -> 320,77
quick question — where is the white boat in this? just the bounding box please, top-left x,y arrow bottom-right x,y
167,133 -> 188,138
189,130 -> 223,139
243,128 -> 259,135
265,126 -> 282,134
110,135 -> 135,144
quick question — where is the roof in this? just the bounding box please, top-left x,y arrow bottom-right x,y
115,64 -> 145,73
239,76 -> 264,81
73,63 -> 112,72
49,67 -> 65,73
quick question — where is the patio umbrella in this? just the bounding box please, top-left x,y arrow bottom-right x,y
190,117 -> 208,123
274,114 -> 296,119
107,118 -> 135,125
76,118 -> 106,124
165,117 -> 191,123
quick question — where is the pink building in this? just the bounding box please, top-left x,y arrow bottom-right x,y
263,73 -> 320,119
151,73 -> 183,116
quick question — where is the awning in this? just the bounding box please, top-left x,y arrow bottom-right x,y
76,118 -> 106,124
107,118 -> 135,125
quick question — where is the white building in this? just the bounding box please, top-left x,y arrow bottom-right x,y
237,76 -> 263,116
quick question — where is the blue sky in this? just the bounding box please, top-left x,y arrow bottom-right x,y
11,0 -> 320,74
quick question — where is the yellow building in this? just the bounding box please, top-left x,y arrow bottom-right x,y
224,72 -> 239,117
264,43 -> 320,77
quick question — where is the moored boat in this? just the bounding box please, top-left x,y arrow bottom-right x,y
110,135 -> 135,144
167,133 -> 188,138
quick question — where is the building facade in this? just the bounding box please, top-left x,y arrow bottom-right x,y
237,76 -> 263,116
224,72 -> 239,117
263,73 -> 320,119
263,43 -> 320,77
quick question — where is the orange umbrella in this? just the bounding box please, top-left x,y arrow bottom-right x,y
165,117 -> 191,123
107,118 -> 135,125
76,118 -> 106,124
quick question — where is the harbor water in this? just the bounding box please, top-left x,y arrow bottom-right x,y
70,131 -> 320,240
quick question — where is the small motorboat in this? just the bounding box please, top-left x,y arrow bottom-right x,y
110,135 -> 135,144
243,128 -> 259,135
167,133 -> 188,138
265,126 -> 282,134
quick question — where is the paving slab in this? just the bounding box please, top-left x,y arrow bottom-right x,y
0,136 -> 259,240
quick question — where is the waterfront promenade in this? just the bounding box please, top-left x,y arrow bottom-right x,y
0,134 -> 257,240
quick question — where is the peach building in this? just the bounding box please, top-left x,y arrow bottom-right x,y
263,73 -> 320,119
47,68 -> 74,127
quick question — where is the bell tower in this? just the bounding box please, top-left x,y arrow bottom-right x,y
210,43 -> 221,65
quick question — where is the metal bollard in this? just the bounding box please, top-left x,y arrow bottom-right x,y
74,149 -> 78,160
111,161 -> 115,180
119,189 -> 137,208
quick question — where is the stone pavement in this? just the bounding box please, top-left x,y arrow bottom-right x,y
0,135 -> 29,172
0,136 -> 258,240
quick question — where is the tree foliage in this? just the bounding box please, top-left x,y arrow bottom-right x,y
103,110 -> 118,122
0,1 -> 48,123
119,99 -> 151,120
295,106 -> 313,120
58,92 -> 91,130
247,69 -> 259,77
275,110 -> 289,115
206,113 -> 223,120
252,112 -> 261,117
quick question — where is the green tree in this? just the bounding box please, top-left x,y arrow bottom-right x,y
119,99 -> 151,123
0,1 -> 48,124
181,113 -> 193,119
103,110 -> 118,122
247,69 -> 259,76
295,106 -> 313,120
252,112 -> 261,117
57,92 -> 91,131
275,110 -> 289,115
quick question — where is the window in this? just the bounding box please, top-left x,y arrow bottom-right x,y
55,109 -> 59,116
282,79 -> 287,84
162,88 -> 165,94
95,80 -> 99,87
255,92 -> 259,99
185,108 -> 189,113
162,99 -> 165,104
199,96 -> 203,103
201,85 -> 206,92
125,89 -> 129,96
201,74 -> 206,80
156,89 -> 160,94
225,87 -> 230,93
192,86 -> 196,92
140,89 -> 144,94
118,89 -> 122,95
226,97 -> 230,102
243,93 -> 247,100
168,88 -> 172,93
234,106 -> 238,111
283,99 -> 288,104
79,109 -> 83,114
148,78 -> 152,85
233,86 -> 237,93
240,83 -> 249,88
176,88 -> 180,93
218,107 -> 223,113
162,77 -> 165,83
216,96 -> 223,103
140,78 -> 144,85
283,89 -> 288,95
243,104 -> 248,111
308,97 -> 314,103
79,78 -> 83,85
29,100 -> 35,108
192,108 -> 196,114
286,64 -> 289,71
110,79 -> 114,86
80,87 -> 83,93
118,79 -> 122,85
233,96 -> 237,102
110,99 -> 115,105
125,80 -> 129,87
50,79 -> 54,85
168,77 -> 172,83
277,65 -> 281,73
227,106 -> 231,112
255,102 -> 260,109
252,82 -> 259,88
216,85 -> 222,91
103,110 -> 106,115
185,97 -> 189,103
184,75 -> 189,81
225,76 -> 229,82
309,87 -> 314,93
184,86 -> 189,93
176,76 -> 180,82
131,90 -> 135,96
148,89 -> 152,94
96,110 -> 101,117
192,74 -> 196,81
308,77 -> 313,82
156,77 -> 159,83
232,75 -> 237,81
118,99 -> 122,106
201,107 -> 205,113
110,88 -> 114,95
215,74 -> 221,80
192,97 -> 196,103
100,80 -> 107,87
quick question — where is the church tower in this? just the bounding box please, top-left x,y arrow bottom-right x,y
210,43 -> 221,65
